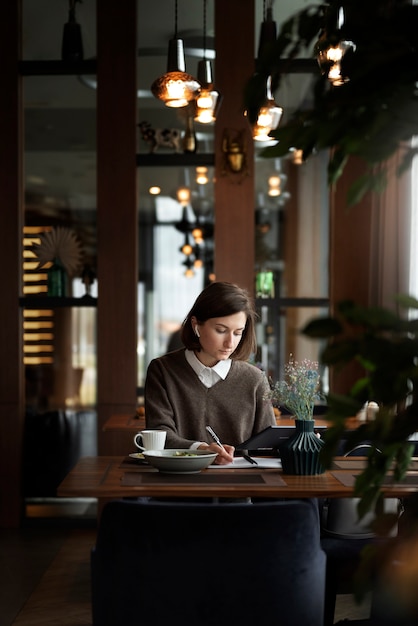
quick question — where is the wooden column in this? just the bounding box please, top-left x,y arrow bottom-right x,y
214,0 -> 255,294
0,0 -> 24,528
97,0 -> 138,454
329,156 -> 374,394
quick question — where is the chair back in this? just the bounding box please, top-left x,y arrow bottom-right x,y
91,498 -> 326,626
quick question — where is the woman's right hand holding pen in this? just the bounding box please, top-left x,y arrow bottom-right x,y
203,426 -> 235,464
199,442 -> 235,464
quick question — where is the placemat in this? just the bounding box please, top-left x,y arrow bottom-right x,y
333,460 -> 367,470
332,471 -> 418,488
121,471 -> 286,486
333,459 -> 418,471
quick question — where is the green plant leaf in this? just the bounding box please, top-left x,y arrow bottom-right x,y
302,316 -> 343,338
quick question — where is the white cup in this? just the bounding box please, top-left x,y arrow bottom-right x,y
134,429 -> 166,451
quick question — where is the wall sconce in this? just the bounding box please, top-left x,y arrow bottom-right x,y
315,7 -> 356,86
251,76 -> 283,142
194,0 -> 221,124
151,0 -> 200,107
221,129 -> 249,180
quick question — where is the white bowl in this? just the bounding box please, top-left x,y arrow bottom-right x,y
142,449 -> 218,474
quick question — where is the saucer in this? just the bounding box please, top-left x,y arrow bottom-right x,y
129,452 -> 145,460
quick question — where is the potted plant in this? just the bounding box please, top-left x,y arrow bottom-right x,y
267,357 -> 325,474
302,297 -> 418,515
301,296 -> 418,622
244,0 -> 418,206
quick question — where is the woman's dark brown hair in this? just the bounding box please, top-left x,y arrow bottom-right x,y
181,282 -> 257,360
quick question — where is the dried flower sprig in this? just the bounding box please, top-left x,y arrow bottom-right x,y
267,356 -> 322,420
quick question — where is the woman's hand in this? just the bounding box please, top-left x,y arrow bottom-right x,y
199,442 -> 235,464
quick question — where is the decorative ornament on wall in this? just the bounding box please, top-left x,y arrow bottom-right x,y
33,226 -> 83,275
221,129 -> 250,183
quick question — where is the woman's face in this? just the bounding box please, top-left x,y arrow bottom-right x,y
191,312 -> 247,367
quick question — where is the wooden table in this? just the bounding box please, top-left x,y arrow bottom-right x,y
102,413 -> 361,433
57,455 -> 418,500
103,413 -> 146,432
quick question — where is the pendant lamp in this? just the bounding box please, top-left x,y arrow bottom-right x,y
194,0 -> 221,124
151,0 -> 200,108
252,76 -> 283,142
249,1 -> 282,141
315,7 -> 356,86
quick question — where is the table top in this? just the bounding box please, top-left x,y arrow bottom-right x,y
102,413 -> 363,433
57,455 -> 418,500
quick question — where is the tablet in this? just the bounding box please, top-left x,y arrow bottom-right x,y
236,424 -> 327,451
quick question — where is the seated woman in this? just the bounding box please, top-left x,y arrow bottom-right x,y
145,281 -> 276,465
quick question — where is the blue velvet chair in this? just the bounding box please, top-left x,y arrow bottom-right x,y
91,498 -> 326,626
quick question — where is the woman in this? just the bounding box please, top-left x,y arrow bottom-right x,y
145,281 -> 275,465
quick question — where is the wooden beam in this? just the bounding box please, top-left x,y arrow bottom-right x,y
214,0 -> 255,294
97,0 -> 138,453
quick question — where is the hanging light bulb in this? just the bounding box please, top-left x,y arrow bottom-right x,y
192,225 -> 204,244
251,76 -> 283,142
316,7 -> 356,86
183,257 -> 195,278
176,186 -> 191,206
194,0 -> 221,124
151,0 -> 200,107
193,245 -> 204,268
196,166 -> 209,185
268,175 -> 281,197
180,232 -> 193,256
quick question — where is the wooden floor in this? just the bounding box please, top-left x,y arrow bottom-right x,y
1,501 -> 371,626
11,529 -> 94,626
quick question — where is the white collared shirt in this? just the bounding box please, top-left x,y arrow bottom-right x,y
185,349 -> 232,388
185,350 -> 232,449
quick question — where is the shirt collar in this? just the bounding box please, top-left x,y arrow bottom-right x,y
185,349 -> 232,380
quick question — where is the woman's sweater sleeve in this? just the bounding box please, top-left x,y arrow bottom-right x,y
144,357 -> 197,448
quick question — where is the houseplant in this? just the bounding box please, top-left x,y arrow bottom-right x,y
303,297 -> 418,517
268,357 -> 325,474
244,0 -> 418,206
302,296 -> 418,620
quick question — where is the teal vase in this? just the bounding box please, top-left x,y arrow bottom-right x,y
47,258 -> 67,297
279,419 -> 325,475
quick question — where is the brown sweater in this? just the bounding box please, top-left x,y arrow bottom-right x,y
144,349 -> 276,448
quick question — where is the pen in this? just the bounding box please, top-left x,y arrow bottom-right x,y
243,453 -> 258,466
206,425 -> 225,450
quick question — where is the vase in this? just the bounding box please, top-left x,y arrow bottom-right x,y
279,418 -> 325,475
182,115 -> 198,153
47,258 -> 67,297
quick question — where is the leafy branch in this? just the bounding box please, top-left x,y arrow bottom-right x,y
244,0 -> 418,205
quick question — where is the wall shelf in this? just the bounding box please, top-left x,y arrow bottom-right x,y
19,59 -> 97,76
136,153 -> 215,167
19,296 -> 97,308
